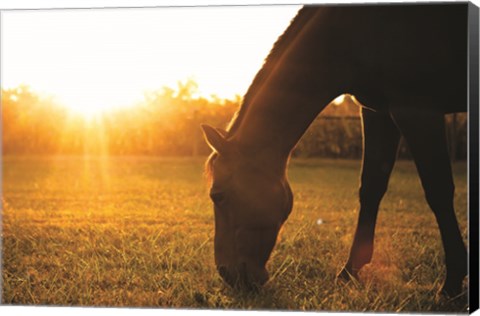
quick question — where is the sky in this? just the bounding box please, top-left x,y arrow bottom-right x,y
1,5 -> 301,115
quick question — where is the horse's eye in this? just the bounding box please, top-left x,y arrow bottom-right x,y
210,191 -> 226,205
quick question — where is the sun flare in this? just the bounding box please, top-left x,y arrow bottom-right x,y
55,85 -> 140,118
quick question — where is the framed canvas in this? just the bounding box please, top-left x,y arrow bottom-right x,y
1,0 -> 479,315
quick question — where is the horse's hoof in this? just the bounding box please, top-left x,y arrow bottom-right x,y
435,287 -> 465,303
437,268 -> 467,301
336,267 -> 359,284
436,281 -> 465,301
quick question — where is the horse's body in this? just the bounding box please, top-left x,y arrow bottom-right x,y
202,3 -> 473,296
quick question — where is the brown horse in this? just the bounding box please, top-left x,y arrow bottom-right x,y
202,4 -> 474,297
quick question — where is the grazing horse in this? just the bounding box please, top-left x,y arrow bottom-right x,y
202,4 -> 474,296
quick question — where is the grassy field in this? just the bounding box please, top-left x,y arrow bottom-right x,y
1,156 -> 469,312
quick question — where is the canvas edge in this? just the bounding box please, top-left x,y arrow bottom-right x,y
468,1 -> 480,314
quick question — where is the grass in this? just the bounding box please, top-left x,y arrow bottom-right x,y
1,156 -> 469,312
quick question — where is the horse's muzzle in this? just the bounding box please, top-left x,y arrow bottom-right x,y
217,263 -> 268,291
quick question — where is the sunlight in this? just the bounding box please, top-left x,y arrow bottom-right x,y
333,94 -> 346,105
81,117 -> 112,190
56,85 -> 139,119
2,6 -> 301,113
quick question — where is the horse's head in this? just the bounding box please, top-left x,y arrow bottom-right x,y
202,124 -> 293,291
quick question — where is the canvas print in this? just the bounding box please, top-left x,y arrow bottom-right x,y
1,2 -> 478,314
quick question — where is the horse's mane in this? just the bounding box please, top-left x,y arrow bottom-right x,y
225,6 -> 315,137
206,6 -> 315,180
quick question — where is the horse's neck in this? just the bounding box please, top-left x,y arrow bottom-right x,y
230,9 -> 338,160
231,87 -> 333,158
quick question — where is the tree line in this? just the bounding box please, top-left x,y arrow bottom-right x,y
1,82 -> 467,159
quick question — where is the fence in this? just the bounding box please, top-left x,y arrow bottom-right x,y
292,113 -> 467,160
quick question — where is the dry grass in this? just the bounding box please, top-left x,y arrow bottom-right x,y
1,156 -> 469,312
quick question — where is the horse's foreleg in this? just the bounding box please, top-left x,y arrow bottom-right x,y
338,108 -> 400,281
390,107 -> 467,298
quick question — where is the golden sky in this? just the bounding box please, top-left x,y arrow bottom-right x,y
2,6 -> 300,115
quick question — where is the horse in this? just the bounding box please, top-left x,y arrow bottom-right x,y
201,3 -> 473,297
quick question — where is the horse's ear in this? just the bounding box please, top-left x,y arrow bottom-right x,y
215,128 -> 228,138
201,124 -> 228,154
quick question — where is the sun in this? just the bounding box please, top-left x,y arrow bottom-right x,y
56,83 -> 141,119
60,97 -> 111,119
